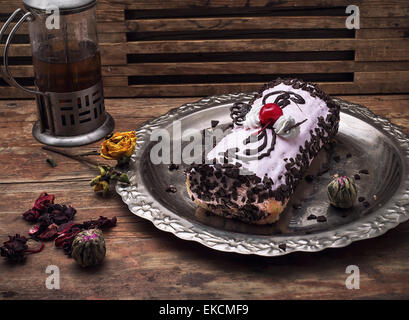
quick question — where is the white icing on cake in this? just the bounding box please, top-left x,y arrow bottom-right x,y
206,83 -> 330,189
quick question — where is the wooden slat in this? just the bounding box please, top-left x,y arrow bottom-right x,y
125,16 -> 409,33
2,22 -> 126,35
97,0 -> 356,10
105,61 -> 409,76
125,16 -> 347,32
356,29 -> 409,39
1,0 -> 408,17
9,61 -> 409,78
102,77 -> 409,97
3,16 -> 407,40
125,38 -> 356,54
356,40 -> 409,61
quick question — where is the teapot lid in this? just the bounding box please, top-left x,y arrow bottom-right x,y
23,0 -> 96,13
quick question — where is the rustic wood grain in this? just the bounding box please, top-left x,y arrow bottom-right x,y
0,95 -> 408,300
0,0 -> 408,98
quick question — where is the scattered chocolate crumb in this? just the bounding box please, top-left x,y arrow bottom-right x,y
354,174 -> 361,180
168,163 -> 179,171
359,169 -> 369,174
333,155 -> 341,162
278,243 -> 286,251
278,175 -> 282,180
317,216 -> 327,222
284,158 -> 288,162
166,185 -> 177,193
358,196 -> 365,202
307,214 -> 317,220
305,175 -> 314,183
211,120 -> 219,128
346,153 -> 352,158
363,201 -> 370,208
292,203 -> 302,210
46,158 -> 57,168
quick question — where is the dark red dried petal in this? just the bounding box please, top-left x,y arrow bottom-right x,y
22,209 -> 40,222
37,223 -> 59,240
33,192 -> 55,212
22,192 -> 55,222
81,216 -> 117,230
55,230 -> 81,248
0,234 -> 28,263
28,225 -> 40,236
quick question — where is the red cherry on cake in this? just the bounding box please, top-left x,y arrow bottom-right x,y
259,103 -> 283,126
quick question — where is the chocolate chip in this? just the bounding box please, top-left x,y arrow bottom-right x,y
168,163 -> 179,171
305,175 -> 314,183
307,214 -> 317,220
292,203 -> 302,210
354,174 -> 361,180
359,169 -> 369,174
317,216 -> 327,222
211,120 -> 219,128
278,243 -> 286,251
166,185 -> 177,193
358,196 -> 365,202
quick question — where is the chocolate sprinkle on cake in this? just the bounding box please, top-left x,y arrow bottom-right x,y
186,78 -> 340,224
211,120 -> 219,128
168,163 -> 179,171
166,185 -> 177,193
317,216 -> 327,222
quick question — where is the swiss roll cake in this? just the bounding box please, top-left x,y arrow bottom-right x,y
186,78 -> 340,224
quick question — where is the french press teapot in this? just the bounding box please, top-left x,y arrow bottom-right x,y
0,0 -> 114,146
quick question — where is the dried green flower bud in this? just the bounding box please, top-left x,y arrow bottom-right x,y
119,173 -> 130,184
90,175 -> 101,186
98,166 -> 107,176
71,229 -> 106,268
327,176 -> 357,208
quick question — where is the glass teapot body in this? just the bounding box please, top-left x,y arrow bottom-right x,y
28,5 -> 101,93
0,0 -> 114,146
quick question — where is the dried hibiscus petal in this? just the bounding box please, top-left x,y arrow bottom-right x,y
22,192 -> 55,222
37,223 -> 59,240
0,234 -> 28,263
81,216 -> 117,230
28,225 -> 40,236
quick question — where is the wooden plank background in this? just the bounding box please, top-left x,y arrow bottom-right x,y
0,0 -> 408,98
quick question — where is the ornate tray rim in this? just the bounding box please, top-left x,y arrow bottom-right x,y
116,93 -> 409,257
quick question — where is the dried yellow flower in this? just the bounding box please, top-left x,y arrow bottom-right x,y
100,131 -> 137,160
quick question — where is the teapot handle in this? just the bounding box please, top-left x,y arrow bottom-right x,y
0,8 -> 43,96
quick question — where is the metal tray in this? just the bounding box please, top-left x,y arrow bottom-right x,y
116,93 -> 409,256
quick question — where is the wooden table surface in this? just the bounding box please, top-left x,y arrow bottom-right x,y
1,94 -> 409,300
